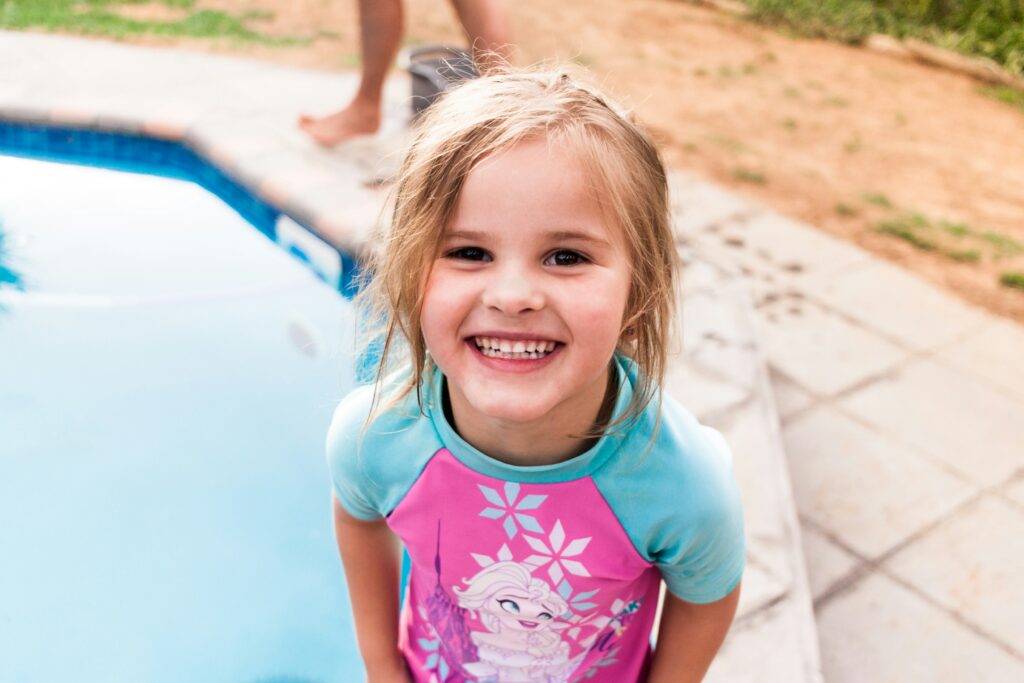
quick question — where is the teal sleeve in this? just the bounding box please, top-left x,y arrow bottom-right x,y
654,425 -> 745,604
325,382 -> 443,521
325,385 -> 384,520
594,396 -> 746,605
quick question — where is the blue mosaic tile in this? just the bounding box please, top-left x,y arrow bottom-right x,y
0,120 -> 361,296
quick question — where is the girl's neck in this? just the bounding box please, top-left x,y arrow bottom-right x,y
443,366 -> 618,467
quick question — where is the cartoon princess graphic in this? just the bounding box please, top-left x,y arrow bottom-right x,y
453,561 -> 585,683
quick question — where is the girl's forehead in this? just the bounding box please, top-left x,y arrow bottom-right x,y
447,150 -> 622,243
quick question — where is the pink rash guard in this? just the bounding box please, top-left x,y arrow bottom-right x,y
327,357 -> 745,682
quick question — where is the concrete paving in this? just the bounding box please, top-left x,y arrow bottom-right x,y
3,29 -> 1022,681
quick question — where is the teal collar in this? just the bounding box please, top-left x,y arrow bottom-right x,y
425,356 -> 634,483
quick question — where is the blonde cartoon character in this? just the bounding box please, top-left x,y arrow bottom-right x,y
453,561 -> 585,683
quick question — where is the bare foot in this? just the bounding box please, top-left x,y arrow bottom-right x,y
297,101 -> 381,146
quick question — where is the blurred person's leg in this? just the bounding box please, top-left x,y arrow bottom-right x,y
448,0 -> 513,73
298,0 -> 403,146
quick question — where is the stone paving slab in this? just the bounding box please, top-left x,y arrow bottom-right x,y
840,358 -> 1024,487
797,525 -> 860,602
783,405 -> 975,559
759,295 -> 911,398
933,316 -> 1024,403
806,258 -> 992,352
884,495 -> 1024,652
817,573 -> 1024,682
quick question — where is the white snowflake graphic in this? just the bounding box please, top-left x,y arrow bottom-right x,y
477,482 -> 547,539
469,542 -> 515,568
522,520 -> 591,586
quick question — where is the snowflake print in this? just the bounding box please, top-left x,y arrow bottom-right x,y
417,637 -> 451,682
557,581 -> 601,613
469,542 -> 515,568
477,482 -> 547,539
522,520 -> 592,586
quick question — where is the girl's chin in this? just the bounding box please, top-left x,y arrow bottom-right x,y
471,401 -> 554,425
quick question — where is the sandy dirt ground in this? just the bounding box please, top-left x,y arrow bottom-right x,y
64,0 -> 1024,322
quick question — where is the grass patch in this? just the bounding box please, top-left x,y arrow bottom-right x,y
835,202 -> 859,217
946,249 -> 982,262
744,0 -> 1024,77
705,134 -> 746,153
979,85 -> 1024,113
874,209 -> 1024,264
1000,271 -> 1024,290
877,218 -> 937,251
979,230 -> 1024,257
733,167 -> 767,184
782,117 -> 799,129
0,0 -> 301,45
843,133 -> 863,153
861,191 -> 893,208
938,220 -> 970,237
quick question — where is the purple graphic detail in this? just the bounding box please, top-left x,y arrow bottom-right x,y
423,520 -> 478,674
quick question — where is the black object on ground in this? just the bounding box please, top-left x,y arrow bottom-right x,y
405,46 -> 479,116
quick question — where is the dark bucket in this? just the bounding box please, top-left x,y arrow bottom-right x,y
405,45 -> 479,116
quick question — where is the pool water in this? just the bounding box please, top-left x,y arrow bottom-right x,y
0,155 -> 364,681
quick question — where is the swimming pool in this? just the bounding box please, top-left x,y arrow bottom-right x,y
0,127 -> 366,681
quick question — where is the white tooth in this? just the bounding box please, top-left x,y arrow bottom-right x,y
513,341 -> 526,353
487,337 -> 497,349
499,340 -> 512,353
526,341 -> 537,352
475,336 -> 484,347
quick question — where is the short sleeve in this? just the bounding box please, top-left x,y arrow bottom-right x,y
655,426 -> 745,604
325,385 -> 383,520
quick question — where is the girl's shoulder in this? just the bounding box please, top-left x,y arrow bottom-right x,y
597,387 -> 746,604
600,384 -> 741,522
326,377 -> 442,520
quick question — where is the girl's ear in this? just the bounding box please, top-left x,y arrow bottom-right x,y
620,313 -> 641,341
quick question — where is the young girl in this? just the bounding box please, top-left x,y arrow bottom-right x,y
327,68 -> 745,683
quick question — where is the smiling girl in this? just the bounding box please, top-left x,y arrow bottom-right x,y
327,68 -> 745,683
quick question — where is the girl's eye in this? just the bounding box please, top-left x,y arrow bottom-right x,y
545,250 -> 587,267
499,599 -> 520,614
445,246 -> 491,262
538,612 -> 553,620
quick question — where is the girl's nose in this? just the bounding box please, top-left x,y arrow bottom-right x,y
481,269 -> 544,314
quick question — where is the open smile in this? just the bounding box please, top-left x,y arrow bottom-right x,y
471,336 -> 562,361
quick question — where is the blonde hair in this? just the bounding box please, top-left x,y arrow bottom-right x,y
453,561 -> 568,631
358,66 -> 678,437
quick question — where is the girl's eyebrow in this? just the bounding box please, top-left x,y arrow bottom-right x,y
443,228 -> 610,247
443,229 -> 487,241
547,230 -> 611,248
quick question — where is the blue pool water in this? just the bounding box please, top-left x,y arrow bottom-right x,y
0,149 -> 365,680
